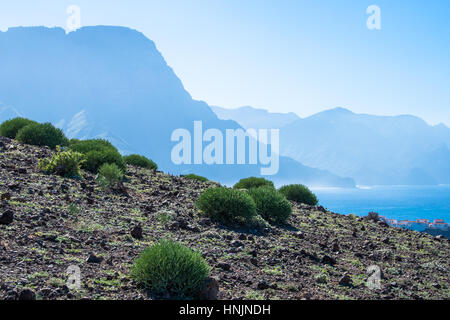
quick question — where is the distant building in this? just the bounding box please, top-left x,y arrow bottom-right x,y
381,217 -> 449,238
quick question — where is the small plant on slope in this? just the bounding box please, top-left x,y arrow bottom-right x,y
184,174 -> 208,182
278,184 -> 318,206
365,211 -> 380,222
38,146 -> 85,178
123,154 -> 157,170
69,139 -> 126,173
131,240 -> 210,299
248,186 -> 292,224
196,187 -> 257,224
0,117 -> 38,139
69,139 -> 116,154
233,177 -> 275,190
97,163 -> 124,190
16,122 -> 69,149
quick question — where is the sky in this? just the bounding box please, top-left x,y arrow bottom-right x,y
0,0 -> 449,125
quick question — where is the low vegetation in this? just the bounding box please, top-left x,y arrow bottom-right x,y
248,187 -> 292,224
123,154 -> 157,170
233,177 -> 274,190
97,163 -> 124,190
365,211 -> 380,222
279,184 -> 318,206
69,139 -> 125,173
84,149 -> 126,174
69,138 -> 115,154
16,122 -> 68,149
196,187 -> 257,224
130,240 -> 210,299
0,117 -> 38,139
38,146 -> 85,178
184,174 -> 208,182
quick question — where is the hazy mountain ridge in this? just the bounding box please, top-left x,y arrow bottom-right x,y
211,105 -> 300,130
0,26 -> 354,187
211,106 -> 450,185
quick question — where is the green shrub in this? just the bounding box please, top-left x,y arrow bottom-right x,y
184,174 -> 208,182
131,240 -> 210,298
83,150 -> 125,173
278,184 -> 318,205
248,187 -> 292,224
0,117 -> 38,138
196,187 -> 257,224
247,214 -> 271,230
68,138 -> 81,145
365,211 -> 380,222
233,177 -> 274,190
84,149 -> 125,173
315,273 -> 328,284
97,163 -> 124,189
16,122 -> 68,149
38,146 -> 85,178
123,154 -> 157,170
69,139 -> 125,173
69,139 -> 115,154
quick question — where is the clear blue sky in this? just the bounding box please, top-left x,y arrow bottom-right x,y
1,0 -> 449,125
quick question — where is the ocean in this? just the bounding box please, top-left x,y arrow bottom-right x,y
312,185 -> 450,223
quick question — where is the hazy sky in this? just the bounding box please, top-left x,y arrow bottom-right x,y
1,0 -> 449,125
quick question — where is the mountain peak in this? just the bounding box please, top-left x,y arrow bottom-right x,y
69,25 -> 148,38
324,107 -> 353,115
434,122 -> 449,130
306,107 -> 354,120
2,25 -> 154,47
211,105 -> 300,130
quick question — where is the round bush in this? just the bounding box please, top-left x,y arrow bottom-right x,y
84,149 -> 126,174
248,187 -> 292,224
16,122 -> 68,149
233,177 -> 274,190
279,184 -> 318,205
124,154 -> 157,170
69,139 -> 116,154
69,139 -> 125,173
131,240 -> 210,298
184,174 -> 208,182
196,187 -> 257,224
0,117 -> 38,138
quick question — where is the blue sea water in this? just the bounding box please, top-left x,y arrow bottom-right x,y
312,185 -> 450,223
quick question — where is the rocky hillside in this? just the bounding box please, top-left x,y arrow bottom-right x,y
0,136 -> 449,300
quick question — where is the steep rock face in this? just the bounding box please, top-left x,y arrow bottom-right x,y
0,26 -> 354,187
0,137 -> 448,300
0,26 -> 220,155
